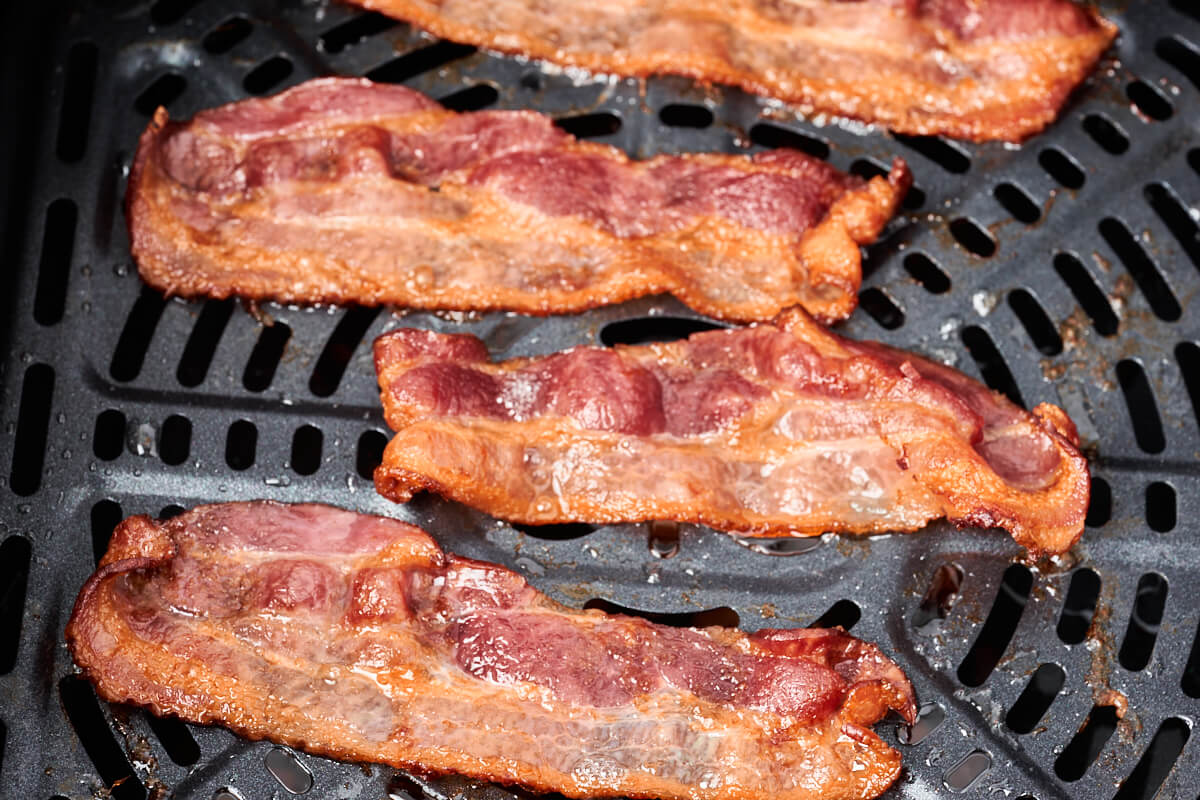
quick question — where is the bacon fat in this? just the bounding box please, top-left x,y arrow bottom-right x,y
374,309 -> 1090,555
67,501 -> 917,800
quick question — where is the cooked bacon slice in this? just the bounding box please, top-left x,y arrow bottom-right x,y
127,78 -> 909,323
351,0 -> 1116,142
374,309 -> 1089,555
67,502 -> 917,800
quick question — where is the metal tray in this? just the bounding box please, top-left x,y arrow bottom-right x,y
1,0 -> 1198,798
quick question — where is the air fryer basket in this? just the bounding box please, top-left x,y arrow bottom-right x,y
1,0 -> 1199,798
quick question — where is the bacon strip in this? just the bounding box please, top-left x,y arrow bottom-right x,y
351,0 -> 1116,142
127,78 -> 909,323
67,502 -> 917,800
374,309 -> 1089,555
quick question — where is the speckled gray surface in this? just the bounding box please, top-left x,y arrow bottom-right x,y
1,1 -> 1198,798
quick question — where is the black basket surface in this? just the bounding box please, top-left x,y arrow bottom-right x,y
1,0 -> 1199,798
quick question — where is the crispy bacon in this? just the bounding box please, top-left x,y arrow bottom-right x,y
374,309 -> 1089,555
67,502 -> 917,800
126,78 -> 909,323
351,0 -> 1116,142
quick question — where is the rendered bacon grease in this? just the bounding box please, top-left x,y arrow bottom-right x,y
350,0 -> 1117,142
126,77 -> 909,323
67,502 -> 917,800
374,309 -> 1090,555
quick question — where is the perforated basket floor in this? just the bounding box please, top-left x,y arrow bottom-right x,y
2,1 -> 1200,798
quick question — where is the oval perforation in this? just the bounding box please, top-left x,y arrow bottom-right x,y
59,676 -> 147,800
1127,80 -> 1174,121
747,123 -> 829,160
1170,0 -> 1199,22
134,73 -> 187,116
898,702 -> 946,745
993,182 -> 1040,224
90,500 -> 122,566
56,42 -> 97,163
554,112 -> 622,139
1008,289 -> 1062,355
439,84 -> 499,112
387,773 -> 432,800
957,563 -> 1033,687
1183,621 -> 1200,698
1143,183 -> 1200,273
891,133 -> 970,173
902,253 -> 951,294
243,322 -> 291,393
159,414 -> 192,466
1055,704 -> 1119,782
913,563 -> 964,630
290,425 -> 323,476
1176,342 -> 1200,434
0,536 -> 32,675
244,56 -> 295,96
1057,567 -> 1101,645
1086,476 -> 1112,528
809,599 -> 861,631
1005,663 -> 1065,734
144,715 -> 200,767
511,522 -> 596,541
319,11 -> 397,54
659,104 -> 713,129
1118,573 -> 1168,672
34,198 -> 77,326
356,430 -> 388,480
1155,36 -> 1200,89
366,42 -> 477,84
647,520 -> 680,558
949,218 -> 995,257
1038,147 -> 1086,189
961,326 -> 1024,408
93,409 -> 125,462
1099,217 -> 1181,321
264,746 -> 313,794
177,299 -> 234,387
1112,717 -> 1191,800
110,286 -> 168,382
9,363 -> 54,497
583,599 -> 739,629
1145,481 -> 1176,532
943,750 -> 991,792
1116,360 -> 1166,454
149,0 -> 200,25
1082,114 -> 1129,154
225,420 -> 258,471
1052,252 -> 1118,336
203,16 -> 253,54
858,288 -> 904,329
600,316 -> 723,347
159,504 -> 185,520
309,306 -> 381,397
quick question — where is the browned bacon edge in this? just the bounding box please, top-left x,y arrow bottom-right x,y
374,308 -> 1090,555
66,502 -> 917,800
352,0 -> 1117,142
126,78 -> 910,323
